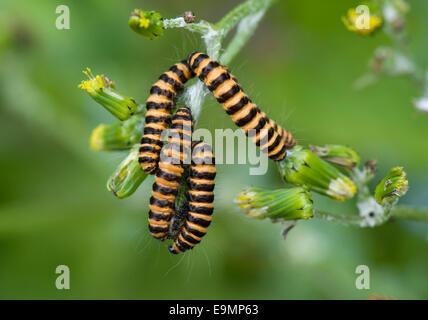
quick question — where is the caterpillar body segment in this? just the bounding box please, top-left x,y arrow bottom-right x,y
139,60 -> 195,174
169,141 -> 216,254
148,107 -> 193,240
187,52 -> 297,161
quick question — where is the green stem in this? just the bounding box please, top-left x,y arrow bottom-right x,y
216,0 -> 277,38
314,205 -> 428,227
390,206 -> 428,222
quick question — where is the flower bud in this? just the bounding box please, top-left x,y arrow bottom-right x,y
309,144 -> 360,169
375,166 -> 408,206
78,68 -> 137,120
277,146 -> 356,201
107,145 -> 148,199
235,186 -> 313,221
129,9 -> 164,40
90,115 -> 144,151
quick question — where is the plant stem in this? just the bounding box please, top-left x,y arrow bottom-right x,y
314,205 -> 428,227
390,206 -> 428,222
215,0 -> 277,38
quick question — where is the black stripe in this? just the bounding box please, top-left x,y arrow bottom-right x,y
156,168 -> 181,182
189,168 -> 216,180
266,133 -> 282,153
172,114 -> 192,121
143,126 -> 164,135
246,117 -> 267,137
148,223 -> 168,233
138,156 -> 156,163
146,101 -> 174,110
226,95 -> 250,115
188,180 -> 215,192
208,72 -> 230,92
181,229 -> 201,244
187,213 -> 211,228
169,64 -> 187,84
140,137 -> 164,148
187,192 -> 214,203
149,209 -> 171,220
177,236 -> 193,250
159,73 -> 183,91
170,123 -> 193,134
255,126 -> 275,146
139,145 -> 159,153
269,144 -> 287,161
184,223 -> 205,238
199,61 -> 220,82
234,107 -> 258,127
152,183 -> 178,196
150,197 -> 173,210
145,115 -> 171,124
188,204 -> 213,215
216,84 -> 241,103
187,52 -> 199,66
261,132 -> 282,153
150,86 -> 175,100
191,53 -> 209,70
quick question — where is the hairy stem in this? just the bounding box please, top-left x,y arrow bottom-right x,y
314,205 -> 428,227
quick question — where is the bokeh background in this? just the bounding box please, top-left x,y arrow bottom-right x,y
0,0 -> 427,299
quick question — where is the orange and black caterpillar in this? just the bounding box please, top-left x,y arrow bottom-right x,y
148,107 -> 193,240
169,141 -> 216,254
187,52 -> 297,160
139,61 -> 194,174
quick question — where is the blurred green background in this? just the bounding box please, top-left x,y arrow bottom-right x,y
0,0 -> 427,299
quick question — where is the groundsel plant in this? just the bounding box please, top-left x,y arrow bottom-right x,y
343,0 -> 428,114
79,0 -> 428,241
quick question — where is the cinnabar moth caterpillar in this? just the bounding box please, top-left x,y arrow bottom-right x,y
187,52 -> 297,161
169,140 -> 216,254
139,61 -> 194,174
148,107 -> 193,240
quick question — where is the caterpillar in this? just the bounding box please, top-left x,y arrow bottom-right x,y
187,52 -> 297,161
148,107 -> 193,240
139,61 -> 194,174
169,140 -> 216,254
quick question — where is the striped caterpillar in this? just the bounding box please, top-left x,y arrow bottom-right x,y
187,52 -> 297,160
169,141 -> 216,254
139,61 -> 194,174
139,53 -> 297,175
148,107 -> 193,240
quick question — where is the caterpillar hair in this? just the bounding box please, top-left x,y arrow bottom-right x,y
148,107 -> 193,240
139,61 -> 195,174
169,140 -> 216,254
187,52 -> 297,161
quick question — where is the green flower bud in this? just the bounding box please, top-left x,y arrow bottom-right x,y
129,9 -> 164,40
79,68 -> 137,120
235,186 -> 313,221
278,146 -> 357,201
309,144 -> 360,169
375,166 -> 408,206
107,145 -> 147,199
90,115 -> 144,151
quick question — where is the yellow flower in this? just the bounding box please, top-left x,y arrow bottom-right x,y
78,68 -> 105,93
342,7 -> 382,36
78,67 -> 137,120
